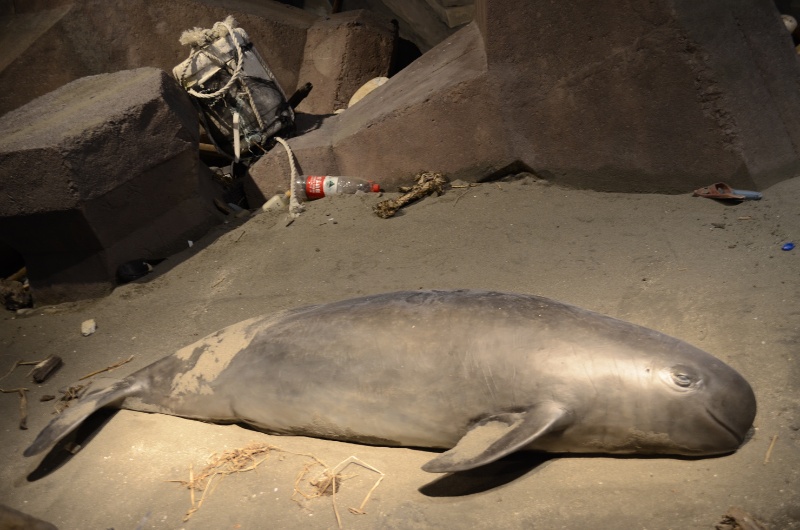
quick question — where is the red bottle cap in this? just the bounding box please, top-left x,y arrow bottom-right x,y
370,182 -> 380,192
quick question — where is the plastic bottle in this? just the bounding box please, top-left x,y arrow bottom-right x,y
294,175 -> 380,201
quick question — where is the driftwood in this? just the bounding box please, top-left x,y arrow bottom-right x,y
1,387 -> 28,429
30,355 -> 62,383
373,171 -> 448,218
5,266 -> 26,282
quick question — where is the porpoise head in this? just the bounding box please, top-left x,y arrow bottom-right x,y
577,332 -> 758,456
647,343 -> 757,455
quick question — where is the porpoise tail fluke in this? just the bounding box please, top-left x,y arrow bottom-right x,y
23,380 -> 137,457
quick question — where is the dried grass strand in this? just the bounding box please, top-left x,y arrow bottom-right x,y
0,360 -> 42,382
331,473 -> 342,529
54,382 -> 92,413
79,355 -> 134,380
0,387 -> 29,429
764,434 -> 778,464
308,456 -> 386,518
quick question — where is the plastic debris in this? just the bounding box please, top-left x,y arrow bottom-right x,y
693,182 -> 762,201
295,175 -> 380,201
262,193 -> 290,212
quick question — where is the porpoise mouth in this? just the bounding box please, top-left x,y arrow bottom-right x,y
706,408 -> 745,448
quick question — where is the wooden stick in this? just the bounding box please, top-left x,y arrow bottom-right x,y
190,465 -> 196,509
764,434 -> 778,464
30,354 -> 62,383
19,388 -> 28,429
350,475 -> 384,515
6,266 -> 26,282
0,360 -> 41,382
1,387 -> 29,429
79,355 -> 134,380
331,473 -> 342,530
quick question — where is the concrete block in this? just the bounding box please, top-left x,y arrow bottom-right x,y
0,67 -> 222,304
0,0 -> 316,117
422,0 -> 474,28
477,0 -> 800,191
296,9 -> 396,114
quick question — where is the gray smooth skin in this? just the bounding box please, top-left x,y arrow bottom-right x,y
24,290 -> 757,473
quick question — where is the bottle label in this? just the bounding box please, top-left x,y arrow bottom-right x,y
305,176 -> 339,199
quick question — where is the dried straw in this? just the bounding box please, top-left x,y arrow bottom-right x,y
169,442 -> 385,528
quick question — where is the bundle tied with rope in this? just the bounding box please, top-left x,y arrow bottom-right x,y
173,16 -> 295,161
178,16 -> 238,50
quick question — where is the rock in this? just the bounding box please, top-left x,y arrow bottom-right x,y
0,279 -> 32,311
81,319 -> 97,336
0,67 -> 222,304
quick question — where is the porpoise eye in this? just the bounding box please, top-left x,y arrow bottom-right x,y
661,365 -> 700,391
672,372 -> 693,387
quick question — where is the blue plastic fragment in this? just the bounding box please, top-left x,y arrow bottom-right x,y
731,189 -> 762,200
782,242 -> 795,251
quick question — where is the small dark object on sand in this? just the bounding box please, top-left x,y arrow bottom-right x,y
715,506 -> 767,530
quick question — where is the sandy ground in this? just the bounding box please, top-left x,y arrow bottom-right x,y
1,175 -> 798,530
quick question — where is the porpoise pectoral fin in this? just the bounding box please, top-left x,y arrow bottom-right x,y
23,379 -> 137,457
421,401 -> 573,473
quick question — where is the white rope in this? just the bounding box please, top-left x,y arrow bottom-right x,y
181,19 -> 245,100
274,137 -> 304,218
